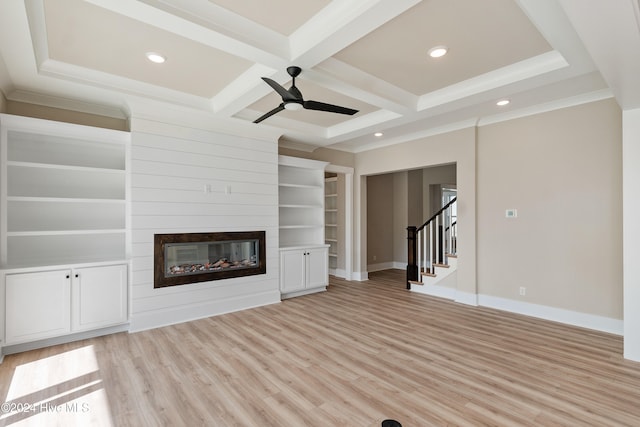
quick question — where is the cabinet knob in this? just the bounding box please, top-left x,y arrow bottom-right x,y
75,274 -> 79,278
66,275 -> 70,279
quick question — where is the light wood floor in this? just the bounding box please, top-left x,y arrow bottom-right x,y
2,269 -> 640,426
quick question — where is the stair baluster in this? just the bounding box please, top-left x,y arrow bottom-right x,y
406,197 -> 457,287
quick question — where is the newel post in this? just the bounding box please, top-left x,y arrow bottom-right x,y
406,226 -> 418,289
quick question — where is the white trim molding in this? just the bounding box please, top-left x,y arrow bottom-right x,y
478,294 -> 623,336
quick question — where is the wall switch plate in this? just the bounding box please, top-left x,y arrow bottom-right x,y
519,286 -> 526,296
506,209 -> 518,218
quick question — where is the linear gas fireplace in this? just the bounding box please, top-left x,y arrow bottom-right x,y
154,231 -> 266,288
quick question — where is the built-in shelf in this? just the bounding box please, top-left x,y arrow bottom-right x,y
278,156 -> 328,248
324,176 -> 339,273
278,156 -> 330,299
1,113 -> 130,269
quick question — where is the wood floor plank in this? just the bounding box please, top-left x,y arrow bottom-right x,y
1,269 -> 640,426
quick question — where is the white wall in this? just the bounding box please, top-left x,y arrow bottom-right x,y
128,118 -> 281,331
623,108 -> 640,361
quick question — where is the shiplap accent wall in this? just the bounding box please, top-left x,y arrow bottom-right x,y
128,118 -> 280,332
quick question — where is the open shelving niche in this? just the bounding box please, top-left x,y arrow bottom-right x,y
0,114 -> 130,269
324,175 -> 338,273
278,156 -> 329,248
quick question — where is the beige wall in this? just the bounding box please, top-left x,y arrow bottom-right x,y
407,169 -> 423,228
393,172 -> 408,264
365,170 -> 410,269
367,174 -> 394,265
6,101 -> 128,131
355,128 -> 477,299
279,145 -> 355,168
368,169 -> 430,269
286,99 -> 623,322
0,92 -> 6,113
477,98 -> 622,319
422,164 -> 457,220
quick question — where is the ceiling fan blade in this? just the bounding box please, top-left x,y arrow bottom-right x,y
253,104 -> 285,123
262,77 -> 297,102
303,100 -> 358,116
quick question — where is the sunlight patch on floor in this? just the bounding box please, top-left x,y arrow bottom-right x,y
1,345 -> 114,426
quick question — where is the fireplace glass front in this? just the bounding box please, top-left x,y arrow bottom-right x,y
154,231 -> 266,288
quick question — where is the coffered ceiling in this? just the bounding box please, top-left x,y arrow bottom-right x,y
1,0 -> 639,152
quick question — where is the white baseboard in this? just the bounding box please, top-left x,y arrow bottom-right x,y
411,282 -> 621,335
455,290 -> 478,306
281,286 -> 326,299
352,271 -> 368,281
329,268 -> 347,279
478,294 -> 623,336
367,262 -> 396,272
411,283 -> 456,300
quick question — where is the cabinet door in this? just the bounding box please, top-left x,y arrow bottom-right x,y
306,247 -> 328,289
72,264 -> 128,332
5,270 -> 71,344
280,249 -> 306,293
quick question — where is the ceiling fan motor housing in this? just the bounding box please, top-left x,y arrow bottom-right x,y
287,66 -> 302,78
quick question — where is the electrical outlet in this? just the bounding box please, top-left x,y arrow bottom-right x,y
519,286 -> 526,296
373,255 -> 377,261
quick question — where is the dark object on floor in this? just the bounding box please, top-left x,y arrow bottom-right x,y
382,420 -> 402,427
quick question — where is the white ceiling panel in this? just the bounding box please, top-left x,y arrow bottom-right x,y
0,0 -> 629,152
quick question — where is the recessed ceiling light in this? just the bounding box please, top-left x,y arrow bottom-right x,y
146,52 -> 166,64
374,132 -> 383,137
496,99 -> 510,106
428,46 -> 448,58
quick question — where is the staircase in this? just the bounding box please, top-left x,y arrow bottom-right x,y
406,197 -> 457,295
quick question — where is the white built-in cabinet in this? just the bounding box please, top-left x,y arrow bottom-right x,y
5,269 -> 70,344
0,114 -> 130,351
279,246 -> 328,295
5,264 -> 127,345
278,156 -> 329,298
72,264 -> 128,332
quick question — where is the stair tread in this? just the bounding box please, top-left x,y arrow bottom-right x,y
434,263 -> 449,268
409,280 -> 423,286
446,254 -> 458,258
421,271 -> 437,277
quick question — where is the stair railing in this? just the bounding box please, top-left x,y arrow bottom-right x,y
406,197 -> 457,288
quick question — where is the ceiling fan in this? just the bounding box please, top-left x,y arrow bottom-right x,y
253,66 -> 359,123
